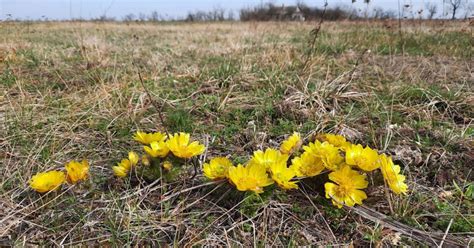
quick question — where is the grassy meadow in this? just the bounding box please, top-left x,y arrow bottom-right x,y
1,20 -> 473,246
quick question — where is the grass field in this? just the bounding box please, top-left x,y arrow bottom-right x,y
1,20 -> 473,246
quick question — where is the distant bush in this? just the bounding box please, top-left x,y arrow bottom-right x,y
185,8 -> 232,22
240,3 -> 397,21
240,3 -> 350,21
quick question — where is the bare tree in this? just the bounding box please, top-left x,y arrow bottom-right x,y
373,7 -> 384,19
138,13 -> 147,22
227,10 -> 235,21
211,7 -> 225,21
95,15 -> 115,21
425,2 -> 437,19
364,0 -> 370,18
149,11 -> 160,22
123,13 -> 136,22
373,8 -> 396,19
448,0 -> 462,19
463,2 -> 474,19
296,0 -> 306,8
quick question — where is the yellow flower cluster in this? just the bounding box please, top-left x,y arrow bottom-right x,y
28,128 -> 408,212
112,151 -> 139,177
203,148 -> 299,193
29,131 -> 207,189
203,132 -> 408,209
30,160 -> 89,193
113,131 -> 206,178
138,131 -> 205,160
203,135 -> 302,193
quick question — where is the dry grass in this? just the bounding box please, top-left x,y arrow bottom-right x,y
1,20 -> 473,246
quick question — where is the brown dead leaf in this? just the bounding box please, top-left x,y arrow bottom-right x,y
393,145 -> 423,166
336,125 -> 362,141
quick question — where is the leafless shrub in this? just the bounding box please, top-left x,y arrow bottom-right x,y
448,0 -> 463,19
185,8 -> 227,22
425,2 -> 438,19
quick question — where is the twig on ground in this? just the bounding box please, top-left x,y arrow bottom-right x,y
350,205 -> 465,247
439,218 -> 454,248
302,0 -> 328,71
159,180 -> 223,204
299,187 -> 337,242
137,71 -> 168,133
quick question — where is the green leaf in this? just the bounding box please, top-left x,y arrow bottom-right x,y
465,183 -> 474,200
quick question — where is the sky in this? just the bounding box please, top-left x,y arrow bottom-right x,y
0,0 -> 471,20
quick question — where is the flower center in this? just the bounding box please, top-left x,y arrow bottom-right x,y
335,184 -> 350,197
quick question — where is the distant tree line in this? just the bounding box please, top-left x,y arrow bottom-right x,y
2,0 -> 472,22
119,8 -> 234,22
184,8 -> 235,21
89,1 -> 472,23
240,3 -> 399,21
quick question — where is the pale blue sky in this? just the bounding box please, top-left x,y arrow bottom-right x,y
0,0 -> 469,20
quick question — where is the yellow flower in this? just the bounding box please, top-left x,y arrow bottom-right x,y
268,160 -> 298,190
112,165 -> 128,178
117,158 -> 132,170
228,163 -> 273,193
325,165 -> 368,208
141,155 -> 150,166
128,151 -> 139,166
321,133 -> 351,151
144,141 -> 169,158
133,131 -> 167,145
167,132 -> 205,159
162,161 -> 173,171
112,159 -> 132,178
65,160 -> 89,184
303,141 -> 343,171
280,132 -> 302,154
345,144 -> 380,171
30,170 -> 66,193
250,148 -> 289,170
203,157 -> 233,180
290,151 -> 325,177
379,154 -> 408,195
